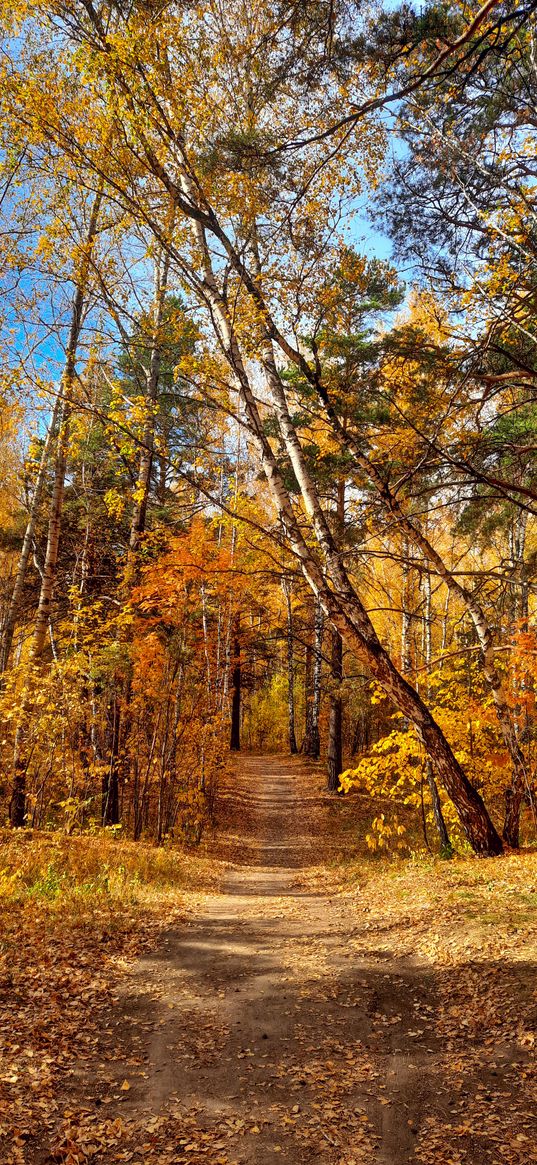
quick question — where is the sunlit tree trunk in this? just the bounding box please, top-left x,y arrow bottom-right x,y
282,577 -> 298,754
510,512 -> 529,627
303,639 -> 312,744
262,342 -> 501,852
327,629 -> 343,792
503,509 -> 531,845
400,541 -> 412,678
230,612 -> 241,751
327,477 -> 345,791
223,430 -> 241,724
0,393 -> 63,676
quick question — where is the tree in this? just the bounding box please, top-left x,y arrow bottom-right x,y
3,0 -> 536,852
21,0 -> 503,852
282,577 -> 298,755
10,187 -> 103,825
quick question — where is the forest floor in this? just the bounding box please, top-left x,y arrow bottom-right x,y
1,754 -> 537,1165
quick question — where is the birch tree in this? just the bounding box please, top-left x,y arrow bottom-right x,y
10,187 -> 103,824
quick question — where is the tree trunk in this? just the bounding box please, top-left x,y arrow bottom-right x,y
230,612 -> 241,751
502,511 -> 530,846
327,628 -> 343,791
305,387 -> 521,851
0,393 -> 63,676
424,759 -> 452,854
423,569 -> 453,856
302,598 -> 323,758
260,343 -> 500,852
401,543 -> 412,678
125,240 -> 172,587
102,695 -> 120,826
302,641 -> 312,751
327,476 -> 345,790
282,578 -> 298,754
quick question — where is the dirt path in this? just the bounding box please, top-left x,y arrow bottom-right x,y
88,755 -> 449,1165
57,753 -> 535,1165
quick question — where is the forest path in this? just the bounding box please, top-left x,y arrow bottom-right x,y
100,755 -> 444,1165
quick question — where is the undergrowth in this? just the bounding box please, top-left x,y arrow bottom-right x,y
0,829 -> 224,977
0,829 -> 221,902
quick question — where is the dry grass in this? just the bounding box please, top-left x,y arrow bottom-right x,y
0,828 -> 222,908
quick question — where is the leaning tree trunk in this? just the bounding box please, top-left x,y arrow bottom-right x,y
10,190 -> 102,826
303,379 -> 524,849
422,569 -> 453,856
180,217 -> 502,856
260,340 -> 501,854
249,287 -> 523,850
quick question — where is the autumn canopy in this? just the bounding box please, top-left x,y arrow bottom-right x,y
0,0 -> 536,857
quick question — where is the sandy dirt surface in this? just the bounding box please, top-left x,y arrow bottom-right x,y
52,754 -> 535,1165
